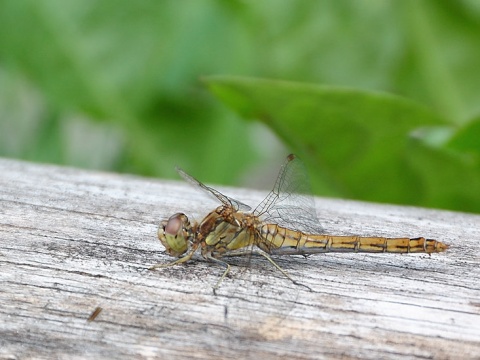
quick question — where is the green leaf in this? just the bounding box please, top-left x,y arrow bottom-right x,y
204,76 -> 480,212
407,138 -> 480,213
447,116 -> 480,155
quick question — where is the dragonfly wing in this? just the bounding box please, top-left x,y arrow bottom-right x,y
253,154 -> 324,234
176,167 -> 252,211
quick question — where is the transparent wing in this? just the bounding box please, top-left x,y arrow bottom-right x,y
253,154 -> 323,234
176,167 -> 252,212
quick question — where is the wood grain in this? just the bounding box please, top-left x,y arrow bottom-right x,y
1,158 -> 479,359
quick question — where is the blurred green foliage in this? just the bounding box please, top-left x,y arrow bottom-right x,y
0,0 -> 479,213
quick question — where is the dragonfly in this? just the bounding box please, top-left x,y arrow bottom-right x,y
150,154 -> 449,290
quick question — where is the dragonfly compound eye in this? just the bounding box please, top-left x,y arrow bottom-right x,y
158,213 -> 192,257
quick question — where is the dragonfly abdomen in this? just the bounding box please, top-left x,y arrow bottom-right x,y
260,224 -> 448,255
306,235 -> 448,254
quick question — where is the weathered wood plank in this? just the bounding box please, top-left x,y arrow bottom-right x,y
0,158 -> 479,359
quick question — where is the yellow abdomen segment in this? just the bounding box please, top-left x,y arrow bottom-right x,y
259,224 -> 449,255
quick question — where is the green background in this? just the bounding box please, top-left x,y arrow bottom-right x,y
1,1 -> 479,213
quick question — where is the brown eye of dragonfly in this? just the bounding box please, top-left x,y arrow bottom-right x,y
165,215 -> 183,236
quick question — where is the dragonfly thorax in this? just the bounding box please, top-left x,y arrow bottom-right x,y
158,213 -> 195,258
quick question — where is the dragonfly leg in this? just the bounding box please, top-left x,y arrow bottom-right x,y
254,250 -> 312,291
205,255 -> 231,294
251,249 -> 296,283
221,248 -> 312,291
149,248 -> 195,270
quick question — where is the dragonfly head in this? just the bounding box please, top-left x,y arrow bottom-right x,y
158,213 -> 194,258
